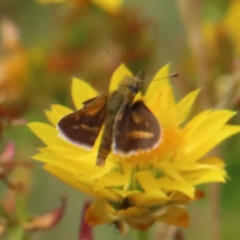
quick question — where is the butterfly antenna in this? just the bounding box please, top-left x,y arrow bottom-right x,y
136,69 -> 145,79
143,72 -> 179,82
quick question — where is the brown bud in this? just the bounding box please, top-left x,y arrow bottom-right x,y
23,198 -> 66,231
0,142 -> 15,176
79,202 -> 93,240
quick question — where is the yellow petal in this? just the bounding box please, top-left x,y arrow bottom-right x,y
173,157 -> 225,171
51,104 -> 72,116
85,200 -> 115,225
157,177 -> 194,198
28,123 -> 67,147
150,85 -> 176,127
162,85 -> 176,112
155,206 -> 189,227
158,162 -> 185,182
116,207 -> 154,231
41,147 -> 93,162
125,216 -> 154,231
34,151 -> 95,174
33,153 -> 79,172
93,187 -> 123,202
44,164 -> 98,197
28,122 -> 85,151
145,64 -> 170,99
184,168 -> 227,185
153,63 -> 170,80
184,110 -> 212,138
191,110 -> 236,139
170,190 -> 204,204
199,157 -> 225,167
117,206 -> 149,217
45,110 -> 58,126
109,64 -> 133,92
121,163 -> 132,191
95,172 -> 125,188
71,77 -> 98,109
91,127 -> 104,153
185,125 -> 240,161
183,111 -> 238,160
145,64 -> 170,103
88,160 -> 115,180
45,104 -> 72,126
175,89 -> 200,125
134,91 -> 143,102
136,170 -> 162,193
128,192 -> 168,207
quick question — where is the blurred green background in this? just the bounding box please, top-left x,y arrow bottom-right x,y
0,0 -> 240,239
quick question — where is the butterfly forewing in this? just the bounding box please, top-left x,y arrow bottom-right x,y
113,100 -> 161,155
57,94 -> 108,149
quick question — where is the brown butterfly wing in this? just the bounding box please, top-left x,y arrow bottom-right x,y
113,100 -> 161,155
57,94 -> 108,149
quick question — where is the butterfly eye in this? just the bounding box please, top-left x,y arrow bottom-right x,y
130,83 -> 140,94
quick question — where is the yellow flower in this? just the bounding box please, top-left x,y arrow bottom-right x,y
224,0 -> 240,55
37,0 -> 66,3
36,0 -> 123,14
29,64 -> 240,233
91,0 -> 122,13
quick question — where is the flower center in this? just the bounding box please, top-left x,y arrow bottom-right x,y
112,126 -> 183,166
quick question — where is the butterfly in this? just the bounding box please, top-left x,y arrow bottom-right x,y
57,75 -> 163,166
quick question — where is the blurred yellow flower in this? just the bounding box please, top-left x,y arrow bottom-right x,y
92,0 -> 122,13
36,0 -> 123,14
37,0 -> 66,3
29,64 -> 240,233
224,0 -> 240,55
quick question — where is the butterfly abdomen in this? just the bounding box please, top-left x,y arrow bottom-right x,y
96,89 -> 133,166
96,114 -> 115,166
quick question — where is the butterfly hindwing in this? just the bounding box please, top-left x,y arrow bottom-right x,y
113,100 -> 161,155
57,94 -> 108,149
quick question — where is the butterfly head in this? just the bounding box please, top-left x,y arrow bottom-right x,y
119,76 -> 142,95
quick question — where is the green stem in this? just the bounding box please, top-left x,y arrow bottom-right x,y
134,230 -> 149,240
8,226 -> 25,240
